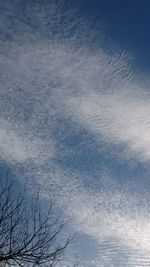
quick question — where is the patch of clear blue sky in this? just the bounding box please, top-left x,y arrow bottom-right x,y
68,0 -> 150,72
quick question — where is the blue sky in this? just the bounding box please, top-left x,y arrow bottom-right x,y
1,0 -> 150,266
80,0 -> 150,71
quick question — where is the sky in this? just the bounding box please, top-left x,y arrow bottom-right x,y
1,0 -> 150,266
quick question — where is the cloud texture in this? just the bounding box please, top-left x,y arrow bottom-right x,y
1,0 -> 150,266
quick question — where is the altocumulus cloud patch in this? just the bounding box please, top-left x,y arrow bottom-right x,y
1,0 -> 150,266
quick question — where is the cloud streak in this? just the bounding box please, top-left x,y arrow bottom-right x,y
68,88 -> 150,163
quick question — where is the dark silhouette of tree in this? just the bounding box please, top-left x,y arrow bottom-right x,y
0,178 -> 72,267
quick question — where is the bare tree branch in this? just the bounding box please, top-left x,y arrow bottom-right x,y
0,178 -> 72,267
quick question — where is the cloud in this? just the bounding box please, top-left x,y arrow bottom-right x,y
0,118 -> 55,164
68,88 -> 150,163
22,165 -> 150,266
1,0 -> 150,266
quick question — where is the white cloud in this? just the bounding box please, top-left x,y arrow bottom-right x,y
22,166 -> 150,265
0,118 -> 55,164
68,88 -> 150,162
1,40 -> 144,164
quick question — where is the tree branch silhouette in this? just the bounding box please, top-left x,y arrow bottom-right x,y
0,178 -> 72,267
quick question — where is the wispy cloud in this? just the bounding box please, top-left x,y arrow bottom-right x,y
0,118 -> 55,163
22,165 -> 150,266
1,0 -> 150,266
68,88 -> 150,163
